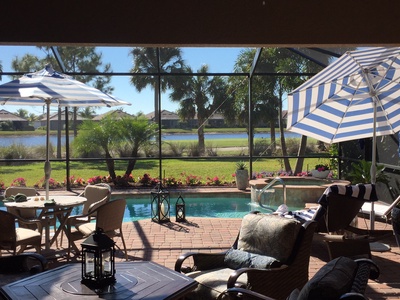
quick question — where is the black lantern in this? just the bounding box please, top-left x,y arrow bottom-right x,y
175,194 -> 186,222
151,183 -> 170,223
81,227 -> 116,288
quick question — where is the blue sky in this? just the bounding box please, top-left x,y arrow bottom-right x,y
0,46 -> 246,116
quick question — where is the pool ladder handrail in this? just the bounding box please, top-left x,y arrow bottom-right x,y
257,177 -> 287,210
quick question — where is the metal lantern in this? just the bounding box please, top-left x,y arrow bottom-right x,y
151,183 -> 170,223
81,227 -> 116,288
175,194 -> 186,222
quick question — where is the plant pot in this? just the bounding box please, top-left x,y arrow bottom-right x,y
311,170 -> 330,179
235,169 -> 249,190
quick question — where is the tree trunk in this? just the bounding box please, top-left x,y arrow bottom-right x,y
270,119 -> 276,152
125,159 -> 137,176
105,151 -> 116,180
294,135 -> 308,175
198,118 -> 205,155
278,91 -> 291,173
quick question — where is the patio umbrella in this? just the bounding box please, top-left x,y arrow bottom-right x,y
0,64 -> 131,200
287,47 -> 400,230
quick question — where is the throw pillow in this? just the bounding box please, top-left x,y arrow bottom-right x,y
237,213 -> 302,263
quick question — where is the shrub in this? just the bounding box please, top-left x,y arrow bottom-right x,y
11,177 -> 26,187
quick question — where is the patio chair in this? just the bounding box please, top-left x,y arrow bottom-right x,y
4,186 -> 59,248
310,184 -> 394,259
175,212 -> 317,300
60,183 -> 111,245
66,198 -> 128,261
0,210 -> 42,255
218,256 -> 380,300
359,195 -> 400,224
0,253 -> 48,286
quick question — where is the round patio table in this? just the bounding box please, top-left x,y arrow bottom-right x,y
4,196 -> 87,250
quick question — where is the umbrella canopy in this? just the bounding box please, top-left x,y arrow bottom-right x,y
287,47 -> 400,229
0,65 -> 131,199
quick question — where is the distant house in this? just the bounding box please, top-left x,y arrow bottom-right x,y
92,109 -> 133,120
0,109 -> 29,130
35,111 -> 88,130
146,110 -> 181,128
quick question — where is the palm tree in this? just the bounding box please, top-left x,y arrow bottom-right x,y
170,64 -> 228,154
129,47 -> 185,123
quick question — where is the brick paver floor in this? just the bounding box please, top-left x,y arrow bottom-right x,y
38,216 -> 400,300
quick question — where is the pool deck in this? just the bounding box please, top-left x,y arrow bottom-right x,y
13,188 -> 400,299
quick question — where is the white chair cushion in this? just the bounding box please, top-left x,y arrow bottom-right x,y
15,228 -> 40,241
186,268 -> 247,299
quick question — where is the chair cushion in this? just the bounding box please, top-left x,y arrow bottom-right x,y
186,268 -> 247,300
15,228 -> 41,241
237,213 -> 302,263
76,222 -> 96,236
224,249 -> 281,269
297,256 -> 357,300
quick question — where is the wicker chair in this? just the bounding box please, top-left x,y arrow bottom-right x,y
66,199 -> 128,261
311,184 -> 394,260
218,257 -> 380,300
175,212 -> 317,300
4,186 -> 59,248
0,253 -> 48,286
0,210 -> 42,255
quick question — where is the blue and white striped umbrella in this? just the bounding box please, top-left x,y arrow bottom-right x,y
0,65 -> 131,199
287,47 -> 400,230
287,47 -> 400,144
0,65 -> 130,107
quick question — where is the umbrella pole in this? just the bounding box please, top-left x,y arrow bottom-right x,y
44,101 -> 52,200
370,97 -> 378,230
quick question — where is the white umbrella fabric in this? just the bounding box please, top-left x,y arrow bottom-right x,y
0,65 -> 131,199
287,47 -> 400,230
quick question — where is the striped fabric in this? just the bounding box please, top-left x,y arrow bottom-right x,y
287,47 -> 400,144
0,65 -> 130,108
318,184 -> 377,208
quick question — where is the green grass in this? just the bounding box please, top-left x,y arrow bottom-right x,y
0,157 -> 331,188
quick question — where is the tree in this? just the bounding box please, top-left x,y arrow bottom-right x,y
230,49 -> 280,152
129,47 -> 185,123
169,64 -> 229,154
72,115 -> 123,180
119,114 -> 158,176
16,109 -> 29,119
73,113 -> 157,181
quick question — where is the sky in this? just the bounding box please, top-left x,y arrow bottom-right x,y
0,46 -> 246,117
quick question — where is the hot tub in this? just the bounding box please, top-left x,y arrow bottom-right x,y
249,177 -> 350,208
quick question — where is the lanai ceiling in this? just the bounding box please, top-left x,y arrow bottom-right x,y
2,0 -> 399,47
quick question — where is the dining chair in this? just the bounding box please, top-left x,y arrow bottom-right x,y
0,210 -> 42,255
60,183 -> 111,245
66,199 -> 128,261
5,186 -> 59,248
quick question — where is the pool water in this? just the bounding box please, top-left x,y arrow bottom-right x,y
1,196 -> 303,223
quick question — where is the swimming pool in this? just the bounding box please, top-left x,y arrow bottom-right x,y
109,195 -> 303,223
0,195 -> 303,223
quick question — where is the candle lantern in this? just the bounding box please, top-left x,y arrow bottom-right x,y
175,194 -> 186,222
81,227 -> 116,288
151,183 -> 170,223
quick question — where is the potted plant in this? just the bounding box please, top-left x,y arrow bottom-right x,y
311,164 -> 330,179
235,161 -> 249,190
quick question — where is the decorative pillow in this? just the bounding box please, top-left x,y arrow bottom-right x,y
224,248 -> 282,270
237,213 -> 302,262
297,256 -> 357,300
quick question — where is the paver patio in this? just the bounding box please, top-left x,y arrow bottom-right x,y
5,188 -> 399,299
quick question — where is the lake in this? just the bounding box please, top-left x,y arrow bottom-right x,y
0,132 -> 300,147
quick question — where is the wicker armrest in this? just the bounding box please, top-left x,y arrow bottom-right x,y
227,266 -> 288,289
175,251 -> 228,273
15,215 -> 43,233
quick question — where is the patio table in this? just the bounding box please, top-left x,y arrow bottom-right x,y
4,195 -> 86,250
0,261 -> 198,299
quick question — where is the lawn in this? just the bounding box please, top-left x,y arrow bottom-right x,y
0,157 -> 331,188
